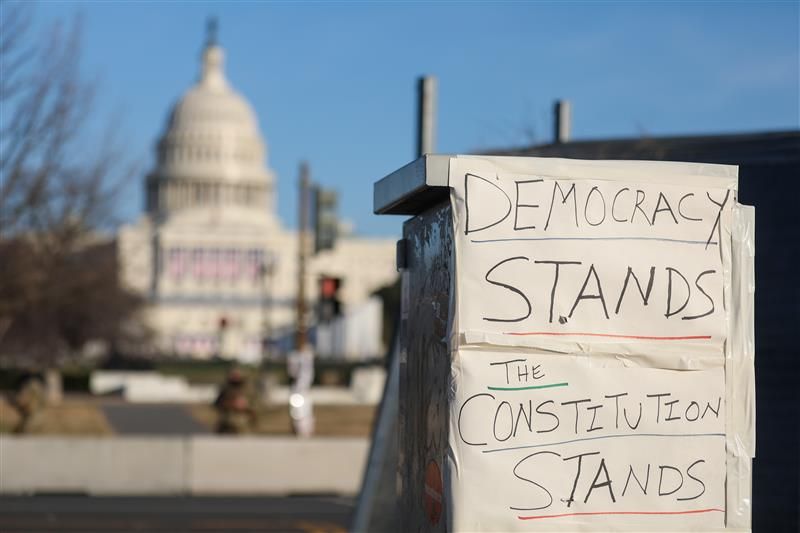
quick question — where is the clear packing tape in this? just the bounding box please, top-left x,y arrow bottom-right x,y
461,330 -> 726,370
458,204 -> 756,530
455,204 -> 757,532
725,203 -> 756,531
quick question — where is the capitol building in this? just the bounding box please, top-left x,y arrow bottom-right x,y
118,29 -> 397,361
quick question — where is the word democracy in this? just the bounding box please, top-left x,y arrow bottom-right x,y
462,174 -> 730,243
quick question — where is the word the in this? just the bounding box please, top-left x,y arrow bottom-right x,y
490,358 -> 545,385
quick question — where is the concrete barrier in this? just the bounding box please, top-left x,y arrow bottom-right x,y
0,437 -> 186,495
189,437 -> 369,495
0,436 -> 368,496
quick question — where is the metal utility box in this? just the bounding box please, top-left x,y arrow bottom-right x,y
374,155 -> 754,533
376,155 -> 454,532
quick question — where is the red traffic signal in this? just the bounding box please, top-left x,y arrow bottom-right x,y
320,276 -> 340,298
318,276 -> 342,322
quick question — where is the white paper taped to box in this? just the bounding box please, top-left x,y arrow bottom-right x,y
445,155 -> 755,532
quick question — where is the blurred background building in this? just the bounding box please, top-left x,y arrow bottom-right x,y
118,28 -> 397,362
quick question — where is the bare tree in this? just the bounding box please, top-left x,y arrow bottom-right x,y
0,4 -> 146,367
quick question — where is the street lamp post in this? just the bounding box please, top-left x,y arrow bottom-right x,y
260,254 -> 276,364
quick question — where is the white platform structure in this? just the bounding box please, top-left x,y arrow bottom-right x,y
90,371 -> 218,403
118,26 -> 397,360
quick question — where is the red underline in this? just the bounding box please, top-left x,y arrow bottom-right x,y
518,508 -> 725,520
505,332 -> 713,341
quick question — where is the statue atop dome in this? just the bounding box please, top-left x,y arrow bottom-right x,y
200,17 -> 226,90
206,16 -> 218,48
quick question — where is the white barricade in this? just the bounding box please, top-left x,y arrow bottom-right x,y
0,436 -> 369,496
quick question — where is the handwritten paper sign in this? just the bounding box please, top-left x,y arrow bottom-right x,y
449,157 -> 734,349
449,349 -> 726,531
444,156 -> 750,531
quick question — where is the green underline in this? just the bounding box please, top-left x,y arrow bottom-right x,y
487,382 -> 569,391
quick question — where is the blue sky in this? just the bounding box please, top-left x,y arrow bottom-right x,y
28,1 -> 800,237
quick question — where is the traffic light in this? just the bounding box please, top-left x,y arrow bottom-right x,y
318,276 -> 342,322
313,186 -> 338,254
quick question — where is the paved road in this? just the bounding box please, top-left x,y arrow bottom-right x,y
101,403 -> 209,435
0,496 -> 353,532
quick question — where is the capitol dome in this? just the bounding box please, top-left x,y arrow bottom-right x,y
145,23 -> 275,217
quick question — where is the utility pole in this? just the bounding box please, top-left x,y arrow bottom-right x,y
296,161 -> 310,351
260,254 -> 276,363
290,161 -> 315,437
553,99 -> 572,144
